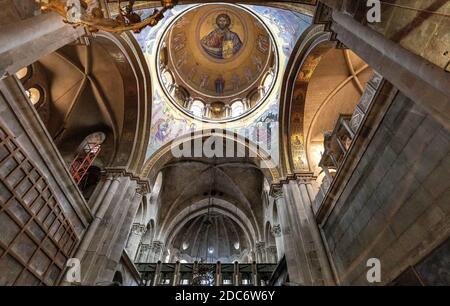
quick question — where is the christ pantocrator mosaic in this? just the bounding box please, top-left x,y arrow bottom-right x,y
200,13 -> 243,60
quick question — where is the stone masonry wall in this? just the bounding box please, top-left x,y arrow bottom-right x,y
322,91 -> 450,285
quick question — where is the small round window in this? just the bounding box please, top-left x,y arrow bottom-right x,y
15,67 -> 30,80
25,87 -> 42,105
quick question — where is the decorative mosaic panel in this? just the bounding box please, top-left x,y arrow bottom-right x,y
0,125 -> 79,285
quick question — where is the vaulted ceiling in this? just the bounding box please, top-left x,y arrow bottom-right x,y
154,155 -> 266,262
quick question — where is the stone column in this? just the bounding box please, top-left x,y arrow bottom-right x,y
265,245 -> 278,264
0,12 -> 85,76
73,173 -> 121,265
271,224 -> 284,261
90,174 -> 113,214
329,9 -> 450,131
225,105 -> 232,117
233,261 -> 240,286
137,243 -> 151,263
278,183 -> 312,285
271,178 -> 335,285
80,174 -> 134,284
294,175 -> 334,285
125,223 -> 146,261
215,261 -> 222,286
150,241 -> 164,262
173,261 -> 181,286
153,261 -> 162,286
252,261 -> 258,286
255,241 -> 266,263
75,171 -> 150,285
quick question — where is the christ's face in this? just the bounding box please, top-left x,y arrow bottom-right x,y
217,16 -> 229,30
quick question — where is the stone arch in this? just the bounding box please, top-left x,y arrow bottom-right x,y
162,202 -> 257,255
29,31 -> 152,174
279,25 -> 333,176
90,31 -> 153,173
140,129 -> 281,186
279,23 -> 374,177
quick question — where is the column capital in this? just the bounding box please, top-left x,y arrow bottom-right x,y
140,243 -> 151,252
265,245 -> 277,252
276,172 -> 316,186
131,223 -> 146,235
269,184 -> 283,199
136,182 -> 150,195
152,240 -> 164,248
103,167 -> 151,194
271,224 -> 282,237
255,241 -> 265,250
295,172 -> 316,184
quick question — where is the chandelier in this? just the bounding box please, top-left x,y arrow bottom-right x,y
40,0 -> 176,33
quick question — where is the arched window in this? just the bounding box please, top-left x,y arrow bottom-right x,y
231,100 -> 244,117
262,70 -> 274,91
25,86 -> 43,105
162,69 -> 174,86
15,67 -> 30,80
191,100 -> 204,117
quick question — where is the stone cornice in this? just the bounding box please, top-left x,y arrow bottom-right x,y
102,167 -> 151,193
269,172 -> 317,197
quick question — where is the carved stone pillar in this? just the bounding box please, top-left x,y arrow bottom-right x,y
150,241 -> 164,262
271,224 -> 283,261
280,182 -> 312,285
125,223 -> 146,260
0,12 -> 85,77
328,8 -> 450,131
271,176 -> 334,285
296,175 -> 334,285
136,243 -> 151,263
265,245 -> 278,264
75,171 -> 150,285
255,241 -> 266,263
271,185 -> 305,284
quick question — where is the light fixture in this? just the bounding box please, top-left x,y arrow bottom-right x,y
41,0 -> 176,34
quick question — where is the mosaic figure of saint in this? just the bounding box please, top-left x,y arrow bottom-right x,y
215,75 -> 225,94
200,13 -> 243,59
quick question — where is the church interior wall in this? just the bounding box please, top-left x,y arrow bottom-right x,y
0,0 -> 448,287
320,91 -> 450,285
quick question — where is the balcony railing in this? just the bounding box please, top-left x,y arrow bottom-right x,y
312,71 -> 383,214
136,261 -> 277,286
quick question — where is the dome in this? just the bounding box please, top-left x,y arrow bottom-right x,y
158,3 -> 278,122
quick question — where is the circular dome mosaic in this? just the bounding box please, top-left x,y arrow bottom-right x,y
158,4 -> 278,122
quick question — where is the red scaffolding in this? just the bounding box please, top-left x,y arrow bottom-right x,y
69,142 -> 101,185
